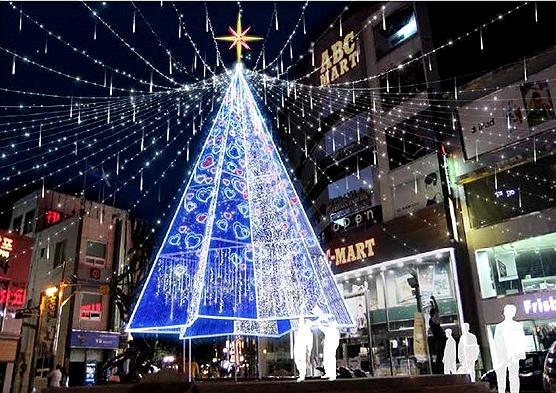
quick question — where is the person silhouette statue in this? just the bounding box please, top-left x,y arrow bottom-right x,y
320,319 -> 340,381
443,328 -> 457,374
493,305 -> 526,393
294,317 -> 313,382
458,322 -> 480,381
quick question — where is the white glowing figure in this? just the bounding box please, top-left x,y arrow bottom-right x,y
127,65 -> 354,339
443,328 -> 457,375
320,320 -> 340,381
493,305 -> 526,393
457,322 -> 480,381
293,318 -> 313,382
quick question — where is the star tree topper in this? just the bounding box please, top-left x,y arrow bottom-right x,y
217,12 -> 262,63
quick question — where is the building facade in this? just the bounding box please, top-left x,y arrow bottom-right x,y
453,53 -> 556,367
10,190 -> 133,391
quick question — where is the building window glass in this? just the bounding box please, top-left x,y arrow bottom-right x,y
373,4 -> 418,60
23,209 -> 35,234
475,232 -> 556,299
379,54 -> 426,112
85,241 -> 106,267
464,155 -> 556,229
53,240 -> 66,268
337,250 -> 460,377
80,292 -> 102,321
11,216 -> 22,234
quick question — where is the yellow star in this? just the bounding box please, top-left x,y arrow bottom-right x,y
216,12 -> 262,63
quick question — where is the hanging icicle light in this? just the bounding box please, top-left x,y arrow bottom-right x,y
94,20 -> 97,40
107,102 -> 111,124
523,58 -> 528,81
149,71 -> 153,93
289,43 -> 293,60
116,152 -> 120,176
206,11 -> 209,32
19,10 -> 22,31
178,17 -> 182,38
169,52 -> 173,75
103,68 -> 107,87
78,104 -> 81,124
339,15 -> 343,37
303,14 -> 306,35
479,28 -> 484,51
533,137 -> 537,162
109,73 -> 113,96
38,124 -> 42,148
167,119 -> 170,142
382,6 -> 386,30
534,2 -> 538,23
454,78 -> 458,100
44,33 -> 48,54
275,5 -> 279,31
132,11 -> 136,33
428,55 -> 432,72
41,178 -> 45,198
69,97 -> 73,118
11,55 -> 16,75
186,141 -> 190,161
140,168 -> 144,192
262,49 -> 266,68
141,128 -> 145,151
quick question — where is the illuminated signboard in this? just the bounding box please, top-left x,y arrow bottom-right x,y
45,210 -> 61,225
326,237 -> 376,266
0,286 -> 26,308
0,235 -> 14,259
319,31 -> 359,86
523,296 -> 556,316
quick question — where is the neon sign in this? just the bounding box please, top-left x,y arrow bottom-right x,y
45,210 -> 61,225
0,287 -> 27,308
523,296 -> 556,315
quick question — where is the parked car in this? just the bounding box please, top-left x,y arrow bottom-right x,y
481,351 -> 546,392
543,341 -> 556,392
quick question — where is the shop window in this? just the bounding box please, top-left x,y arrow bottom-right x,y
85,241 -> 106,267
373,4 -> 418,60
323,115 -> 369,159
475,233 -> 556,299
80,292 -> 102,321
23,209 -> 35,234
53,240 -> 66,268
465,155 -> 556,228
11,216 -> 22,234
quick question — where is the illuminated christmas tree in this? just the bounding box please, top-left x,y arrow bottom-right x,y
127,15 -> 353,338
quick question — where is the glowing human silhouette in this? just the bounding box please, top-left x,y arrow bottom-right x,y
321,320 -> 340,381
294,317 -> 313,382
493,305 -> 526,393
458,322 -> 480,381
443,328 -> 457,374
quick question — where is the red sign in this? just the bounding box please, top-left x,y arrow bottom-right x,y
0,235 -> 14,259
90,268 -> 101,280
0,287 -> 26,308
45,210 -> 61,225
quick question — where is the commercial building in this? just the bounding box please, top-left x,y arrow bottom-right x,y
453,51 -> 556,367
10,190 -> 134,391
0,230 -> 33,393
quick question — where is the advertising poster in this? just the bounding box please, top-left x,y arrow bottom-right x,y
391,153 -> 442,219
495,251 -> 519,282
459,64 -> 556,159
413,312 -> 429,362
344,295 -> 368,334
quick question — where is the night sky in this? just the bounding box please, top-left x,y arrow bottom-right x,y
1,1 -> 555,229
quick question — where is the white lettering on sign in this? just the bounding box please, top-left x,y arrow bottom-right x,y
523,296 -> 556,315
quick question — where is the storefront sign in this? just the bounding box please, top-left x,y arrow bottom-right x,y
0,235 -> 14,259
70,330 -> 120,349
331,206 -> 382,233
319,31 -> 359,86
326,237 -> 376,266
523,295 -> 556,316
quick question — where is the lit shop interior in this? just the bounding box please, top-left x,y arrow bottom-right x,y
334,248 -> 463,376
476,232 -> 556,352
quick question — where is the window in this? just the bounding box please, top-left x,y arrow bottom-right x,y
80,292 -> 102,321
23,210 -> 35,234
379,55 -> 427,112
40,248 -> 45,258
373,5 -> 418,60
11,216 -> 22,234
476,233 -> 556,299
385,115 -> 437,170
464,155 -> 556,228
53,240 -> 66,268
85,241 -> 106,267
